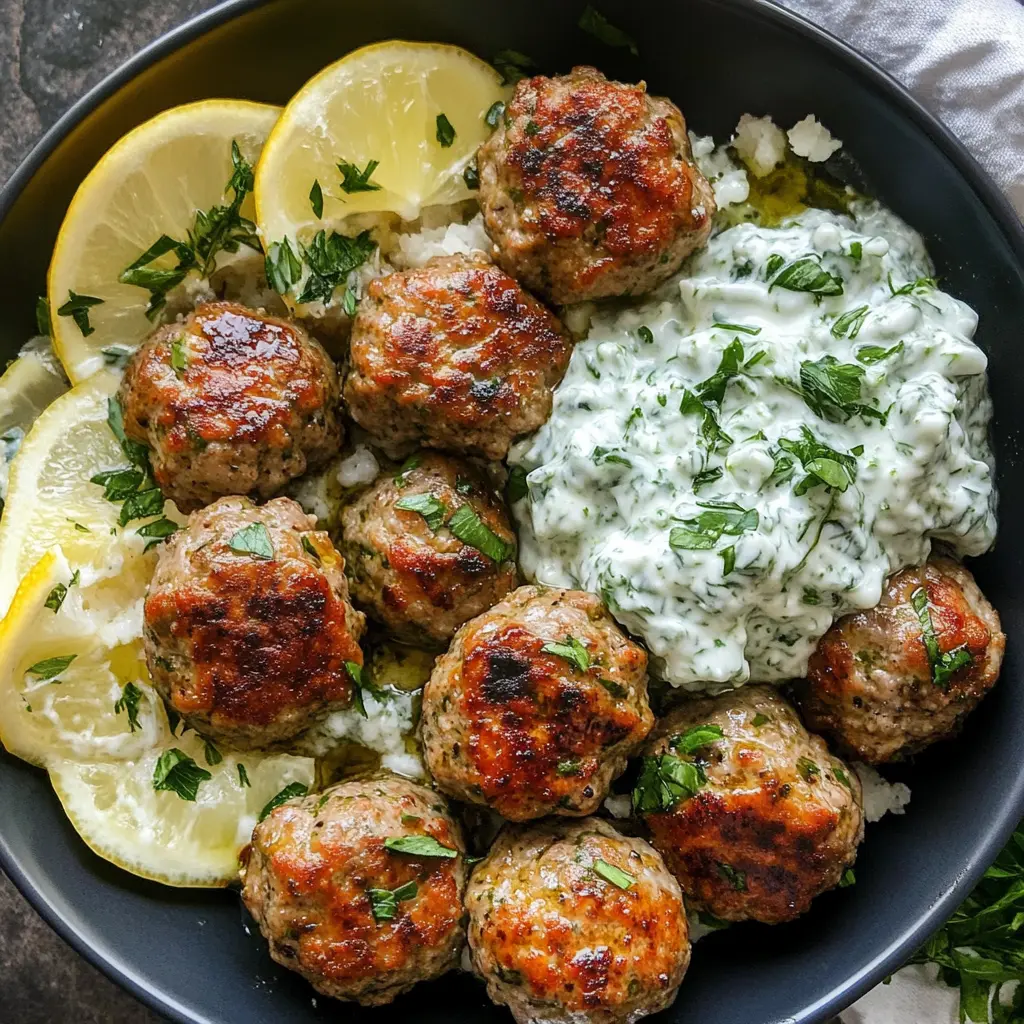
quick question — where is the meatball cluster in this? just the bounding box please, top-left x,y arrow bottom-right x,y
636,686 -> 863,924
339,451 -> 518,646
344,253 -> 572,459
422,585 -> 653,821
793,557 -> 1004,763
477,67 -> 716,304
241,775 -> 468,1006
120,301 -> 342,512
466,818 -> 690,1024
144,496 -> 365,748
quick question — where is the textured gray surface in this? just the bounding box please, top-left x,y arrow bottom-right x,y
0,3 -> 220,1019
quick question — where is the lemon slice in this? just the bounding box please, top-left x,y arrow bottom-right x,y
50,749 -> 313,887
0,338 -> 69,441
255,41 -> 506,269
48,100 -> 281,384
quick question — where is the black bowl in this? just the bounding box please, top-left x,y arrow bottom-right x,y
2,1 -> 1023,1022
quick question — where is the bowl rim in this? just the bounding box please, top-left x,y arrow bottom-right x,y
1,1 -> 1023,1022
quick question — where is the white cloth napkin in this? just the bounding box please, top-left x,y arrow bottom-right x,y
774,1 -> 1024,1020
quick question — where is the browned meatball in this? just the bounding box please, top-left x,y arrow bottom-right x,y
241,774 -> 468,1006
343,253 -> 572,459
338,452 -> 518,646
466,818 -> 689,1024
636,686 -> 863,925
792,556 -> 1004,764
144,496 -> 365,749
477,67 -> 716,305
421,585 -> 653,821
119,301 -> 342,512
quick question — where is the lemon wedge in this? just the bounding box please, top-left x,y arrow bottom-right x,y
47,100 -> 280,384
0,338 -> 69,442
255,41 -> 505,298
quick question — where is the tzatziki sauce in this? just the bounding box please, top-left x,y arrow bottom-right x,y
510,201 -> 996,690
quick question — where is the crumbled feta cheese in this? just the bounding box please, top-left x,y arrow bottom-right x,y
787,115 -> 842,163
732,114 -> 787,178
603,793 -> 632,819
337,445 -> 380,488
855,762 -> 911,822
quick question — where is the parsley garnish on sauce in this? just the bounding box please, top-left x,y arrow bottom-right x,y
796,355 -> 883,423
153,748 -> 212,802
57,291 -> 104,337
258,782 -> 308,822
384,835 -> 458,859
767,255 -> 843,295
578,5 -> 639,55
368,880 -> 418,922
856,340 -> 904,365
830,305 -> 869,339
26,654 -> 76,681
910,586 -> 973,688
768,426 -> 860,496
540,635 -> 590,673
669,501 -> 759,553
114,681 -> 142,733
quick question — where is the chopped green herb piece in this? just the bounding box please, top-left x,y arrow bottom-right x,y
119,235 -> 195,319
57,291 -> 104,337
237,763 -> 251,788
718,862 -> 747,891
797,756 -> 821,782
296,229 -> 377,306
556,758 -> 583,776
394,453 -> 422,486
435,113 -> 456,147
669,502 -> 758,552
368,880 -> 418,922
114,681 -> 142,733
848,241 -> 862,261
337,158 -> 381,194
68,519 -> 91,533
888,273 -> 937,296
833,764 -> 852,789
153,748 -> 212,802
594,859 -> 636,889
752,713 -> 770,727
447,504 -> 513,562
227,522 -> 274,559
395,492 -> 448,532
485,101 -> 506,129
839,868 -> 856,888
802,586 -> 821,606
599,678 -> 627,699
301,535 -> 321,562
772,426 -> 859,496
768,257 -> 843,296
345,661 -> 368,718
592,446 -> 633,467
107,395 -> 151,472
712,321 -> 761,335
637,326 -> 654,344
101,345 -> 134,368
632,754 -> 705,813
170,338 -> 188,377
45,582 -> 69,613
720,544 -> 736,575
540,635 -> 590,673
91,468 -> 143,502
258,782 -> 308,821
680,390 -> 733,456
309,178 -> 324,218
203,738 -> 223,766
265,237 -> 303,295
578,5 -> 639,55
137,517 -> 179,551
672,724 -> 724,754
856,340 -> 904,365
506,465 -> 528,503
35,296 -> 51,336
463,163 -> 480,190
26,654 -> 76,680
910,586 -> 974,688
765,253 -> 785,278
797,355 -> 871,422
492,49 -> 535,85
118,488 -> 165,527
341,287 -> 358,317
830,305 -> 869,339
384,835 -> 458,859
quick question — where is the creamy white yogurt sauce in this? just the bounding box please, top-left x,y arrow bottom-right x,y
510,201 -> 996,690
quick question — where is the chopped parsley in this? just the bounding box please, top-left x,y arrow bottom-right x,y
368,880 -> 418,922
717,862 -> 747,891
632,754 -> 705,814
393,454 -> 422,486
113,681 -> 142,733
384,835 -> 458,859
556,758 -> 583,776
153,748 -> 211,802
301,535 -> 321,562
35,295 -> 51,336
492,49 -> 535,85
856,340 -> 904,365
447,504 -> 514,562
395,492 -> 447,532
910,586 -> 974,688
578,5 -> 639,55
228,522 -> 274,559
669,500 -> 759,552
839,868 -> 856,888
118,487 -> 165,527
258,782 -> 308,821
506,465 -> 529,503
752,713 -> 770,727
203,738 -> 223,766
463,163 -> 480,190
170,338 -> 188,377
296,229 -> 377,306
485,101 -> 506,129
265,237 -> 303,295
767,255 -> 843,296
44,570 -> 79,613
599,678 -> 627,698
670,724 -> 724,754
137,517 -> 179,552
237,764 -> 251,788
830,305 -> 869,339
26,654 -> 76,680
540,635 -> 590,673
796,355 -> 883,423
769,426 -> 859,496
57,291 -> 104,337
337,158 -> 381,194
593,859 -> 636,889
309,179 -> 324,218
435,113 -> 456,148
888,273 -> 937,296
712,321 -> 761,335
797,756 -> 820,782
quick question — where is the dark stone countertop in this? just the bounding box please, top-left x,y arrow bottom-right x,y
0,4 -> 220,1018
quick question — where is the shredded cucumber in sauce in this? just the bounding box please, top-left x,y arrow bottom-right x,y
510,201 -> 996,690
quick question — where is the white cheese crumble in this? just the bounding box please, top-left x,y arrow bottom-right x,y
788,115 -> 843,163
855,762 -> 912,822
732,114 -> 788,177
337,445 -> 380,488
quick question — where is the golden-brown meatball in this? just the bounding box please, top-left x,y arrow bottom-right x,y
144,496 -> 365,749
241,774 -> 468,1005
792,556 -> 1004,764
343,253 -> 572,459
119,301 -> 342,512
477,67 -> 716,305
338,452 -> 518,646
636,686 -> 863,925
466,818 -> 689,1024
421,585 -> 653,821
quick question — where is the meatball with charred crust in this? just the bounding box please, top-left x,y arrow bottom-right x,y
421,585 -> 653,821
343,253 -> 572,459
241,774 -> 468,1006
477,67 -> 716,304
637,686 -> 863,925
338,452 -> 518,646
144,496 -> 365,749
119,300 -> 342,512
792,556 -> 1004,764
466,817 -> 689,1024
